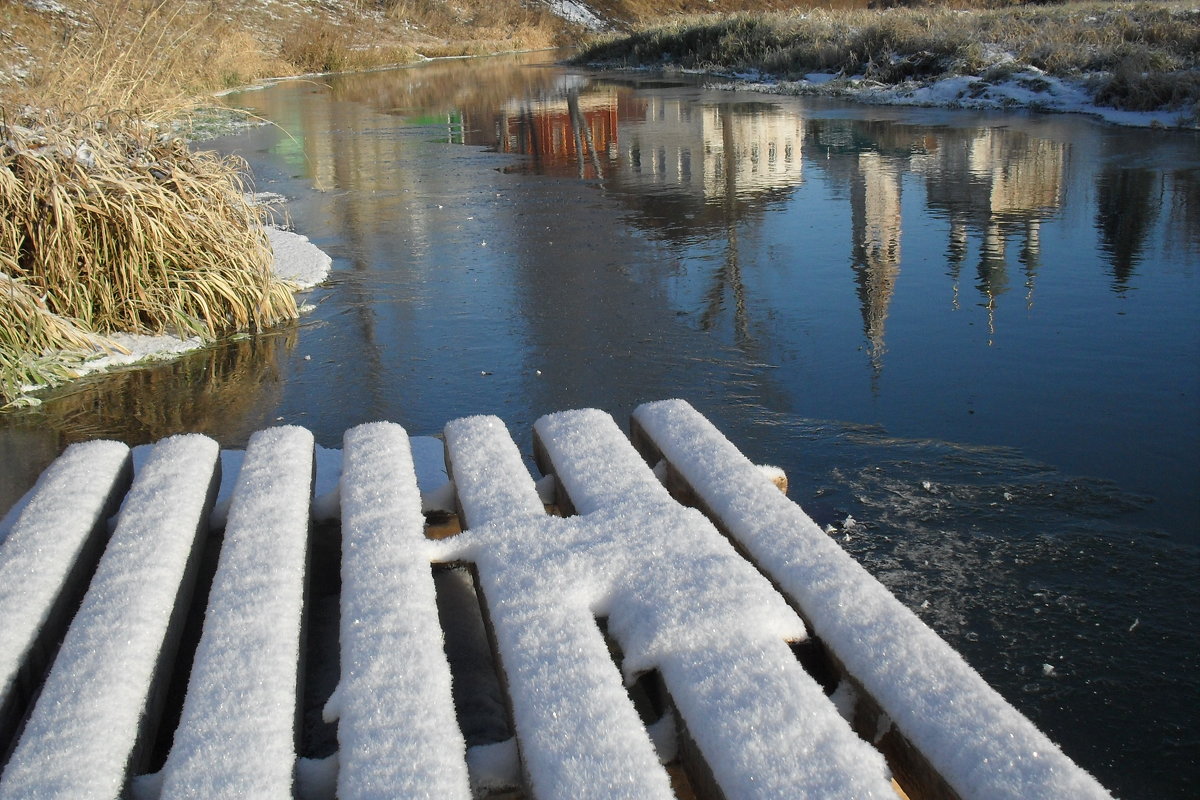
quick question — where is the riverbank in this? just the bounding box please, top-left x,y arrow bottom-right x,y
575,3 -> 1200,128
2,225 -> 331,409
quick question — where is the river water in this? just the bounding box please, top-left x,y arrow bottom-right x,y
2,51 -> 1197,797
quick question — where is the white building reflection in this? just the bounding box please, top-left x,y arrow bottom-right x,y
616,97 -> 804,202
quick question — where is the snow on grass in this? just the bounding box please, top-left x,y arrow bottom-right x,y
545,0 -> 606,31
723,67 -> 1194,128
0,439 -> 131,743
632,398 -> 1114,800
0,435 -> 219,799
436,410 -> 894,798
324,421 -> 471,798
158,426 -> 314,799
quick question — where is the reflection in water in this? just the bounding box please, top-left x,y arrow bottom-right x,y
850,151 -> 902,383
1096,166 -> 1160,293
1,56 -> 1197,800
0,329 -> 296,512
920,128 -> 1065,344
1167,167 -> 1200,251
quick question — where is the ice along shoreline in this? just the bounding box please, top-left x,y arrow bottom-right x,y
7,226 -> 331,408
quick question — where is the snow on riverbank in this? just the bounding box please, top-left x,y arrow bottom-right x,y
11,227 -> 331,405
708,65 -> 1197,129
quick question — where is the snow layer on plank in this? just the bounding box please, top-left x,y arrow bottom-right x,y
632,398 -> 1114,800
327,422 -> 470,798
444,415 -> 545,527
439,412 -> 892,799
0,435 -> 219,800
0,439 -> 130,718
441,415 -> 674,800
159,426 -> 314,800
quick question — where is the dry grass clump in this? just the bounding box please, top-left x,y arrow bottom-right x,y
576,2 -> 1200,113
281,18 -> 420,74
381,0 -> 572,55
5,0 -> 287,114
0,272 -> 109,403
0,110 -> 298,404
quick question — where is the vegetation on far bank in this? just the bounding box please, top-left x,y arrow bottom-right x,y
575,2 -> 1200,117
2,0 -> 1198,405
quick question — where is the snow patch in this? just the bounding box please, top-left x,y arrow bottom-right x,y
544,0 -> 606,30
718,68 -> 1196,129
266,226 -> 331,288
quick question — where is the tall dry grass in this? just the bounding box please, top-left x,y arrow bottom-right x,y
381,0 -> 573,55
0,110 -> 298,405
6,1 -> 286,114
576,2 -> 1200,113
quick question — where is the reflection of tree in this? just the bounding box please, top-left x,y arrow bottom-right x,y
1096,167 -> 1161,294
329,52 -> 575,128
1166,168 -> 1200,253
699,104 -> 753,346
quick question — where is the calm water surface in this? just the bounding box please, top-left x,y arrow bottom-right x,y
2,52 -> 1197,798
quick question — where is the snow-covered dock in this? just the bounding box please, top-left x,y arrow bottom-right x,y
0,400 -> 1111,800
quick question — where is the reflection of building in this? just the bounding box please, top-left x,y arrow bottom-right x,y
617,98 -> 804,202
850,151 -> 902,380
495,91 -> 620,180
805,118 -> 923,381
921,128 -> 1066,341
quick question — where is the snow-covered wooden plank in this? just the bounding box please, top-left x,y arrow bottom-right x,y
631,398 -> 1113,800
158,426 -> 314,800
324,422 -> 471,798
444,415 -> 545,528
441,415 -> 675,800
0,435 -> 219,799
0,439 -> 132,759
529,408 -> 895,799
533,407 -> 672,515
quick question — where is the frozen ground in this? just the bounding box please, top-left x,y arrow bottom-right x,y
709,65 -> 1197,129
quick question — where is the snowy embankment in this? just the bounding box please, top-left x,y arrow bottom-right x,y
710,65 -> 1196,128
51,226 -> 331,382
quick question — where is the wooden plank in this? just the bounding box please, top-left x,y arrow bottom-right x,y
0,440 -> 132,767
158,426 -> 313,799
630,399 -> 1113,800
0,435 -> 219,798
331,421 -> 471,797
443,414 -> 675,800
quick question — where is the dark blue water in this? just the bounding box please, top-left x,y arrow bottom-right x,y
2,52 -> 1196,798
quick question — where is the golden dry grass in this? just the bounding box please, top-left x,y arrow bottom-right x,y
0,110 -> 299,405
3,1 -> 290,114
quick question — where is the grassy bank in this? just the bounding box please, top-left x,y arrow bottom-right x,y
0,110 -> 299,404
576,2 -> 1200,116
0,0 -> 565,407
